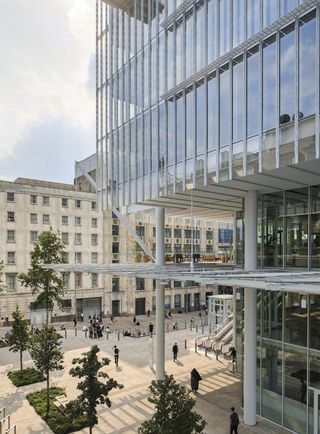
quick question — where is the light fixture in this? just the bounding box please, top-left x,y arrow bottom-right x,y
301,296 -> 307,309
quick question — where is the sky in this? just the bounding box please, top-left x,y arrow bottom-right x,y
0,0 -> 96,184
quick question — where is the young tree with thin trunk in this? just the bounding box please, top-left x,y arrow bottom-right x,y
30,326 -> 64,416
6,306 -> 30,371
19,229 -> 66,325
69,345 -> 123,434
138,374 -> 207,434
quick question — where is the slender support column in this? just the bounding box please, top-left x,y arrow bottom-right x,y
243,191 -> 257,426
156,207 -> 165,380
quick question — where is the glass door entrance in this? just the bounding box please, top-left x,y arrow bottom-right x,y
309,388 -> 320,434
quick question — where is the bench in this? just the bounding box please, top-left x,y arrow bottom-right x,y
53,395 -> 69,414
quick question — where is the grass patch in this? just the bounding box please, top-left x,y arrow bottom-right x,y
0,338 -> 8,348
27,387 -> 90,434
8,367 -> 46,387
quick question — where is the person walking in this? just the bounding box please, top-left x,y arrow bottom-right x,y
229,407 -> 240,434
73,316 -> 77,327
113,345 -> 120,367
149,322 -> 154,337
147,309 -> 151,318
80,312 -> 84,322
172,342 -> 178,362
190,368 -> 202,393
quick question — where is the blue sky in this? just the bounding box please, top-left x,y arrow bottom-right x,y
0,0 -> 96,184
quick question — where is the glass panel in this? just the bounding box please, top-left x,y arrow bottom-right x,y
281,0 -> 297,15
219,0 -> 230,55
219,146 -> 229,182
311,186 -> 320,213
299,12 -> 316,118
232,56 -> 244,143
308,352 -> 320,434
284,293 -> 307,346
247,46 -> 260,137
167,26 -> 175,90
167,98 -> 175,165
280,124 -> 295,167
195,156 -> 205,188
207,150 -> 217,184
262,129 -> 276,171
286,188 -> 309,215
219,65 -> 230,148
185,159 -> 194,189
309,296 -> 320,348
263,0 -> 278,27
263,192 -> 284,267
283,345 -> 307,433
176,93 -> 185,162
247,0 -> 260,38
207,0 -> 217,63
159,102 -> 166,170
176,18 -> 184,83
143,112 -> 150,175
263,36 -> 277,132
151,107 -> 158,172
299,117 -> 316,162
235,211 -> 244,266
232,141 -> 244,178
176,162 -> 184,193
208,73 -> 217,151
233,0 -> 245,47
311,214 -> 320,269
186,11 -> 194,78
286,215 -> 308,268
261,340 -> 282,424
186,88 -> 195,159
262,291 -> 282,340
196,3 -> 206,70
196,82 -> 206,156
280,24 -> 295,125
247,135 -> 259,175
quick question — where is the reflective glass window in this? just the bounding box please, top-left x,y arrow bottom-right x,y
311,213 -> 320,268
247,0 -> 260,38
262,192 -> 284,267
159,31 -> 166,95
281,0 -> 297,15
286,212 -> 308,269
284,293 -> 307,346
299,11 -> 316,118
219,0 -> 230,55
219,65 -> 230,147
130,120 -> 136,179
207,0 -> 217,63
186,11 -> 194,78
196,2 -> 206,70
247,135 -> 259,175
310,296 -> 320,348
207,150 -> 217,184
263,0 -> 278,27
151,107 -> 158,172
167,26 -> 175,90
159,102 -> 166,170
262,291 -> 283,340
167,98 -> 175,165
219,146 -> 229,182
176,93 -> 185,162
176,18 -> 184,83
208,73 -> 217,151
233,0 -> 245,47
247,46 -> 260,137
263,36 -> 277,132
196,82 -> 206,156
137,116 -> 143,176
143,112 -> 150,175
280,24 -> 295,125
186,87 -> 195,158
232,56 -> 244,142
232,141 -> 244,178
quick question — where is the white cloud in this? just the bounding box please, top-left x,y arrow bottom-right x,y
0,0 -> 95,161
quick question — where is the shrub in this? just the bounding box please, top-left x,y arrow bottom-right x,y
27,388 -> 90,434
8,367 -> 45,387
0,338 -> 8,348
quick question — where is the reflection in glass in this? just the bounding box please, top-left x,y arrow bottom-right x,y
196,3 -> 206,71
185,159 -> 194,189
309,297 -> 320,348
280,124 -> 295,167
262,291 -> 282,340
186,88 -> 195,159
262,130 -> 276,172
283,345 -> 307,433
196,82 -> 206,156
176,93 -> 185,163
247,47 -> 260,137
233,0 -> 245,47
232,142 -> 243,178
219,0 -> 230,55
247,0 -> 260,38
159,102 -> 166,172
167,26 -> 175,90
151,107 -> 158,172
219,66 -> 230,148
284,293 -> 307,347
280,24 -> 295,124
176,18 -> 184,84
299,117 -> 315,162
176,162 -> 184,193
186,11 -> 194,78
207,0 -> 216,63
235,211 -> 244,266
167,98 -> 175,166
219,146 -> 229,182
208,73 -> 217,151
232,57 -> 244,143
143,112 -> 150,175
263,0 -> 278,27
311,214 -> 320,269
286,215 -> 308,268
247,136 -> 259,175
207,151 -> 217,184
195,157 -> 205,188
263,193 -> 283,267
281,0 -> 297,15
263,36 -> 277,132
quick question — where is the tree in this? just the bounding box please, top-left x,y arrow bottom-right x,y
30,326 -> 64,416
6,306 -> 30,371
138,374 -> 207,434
0,259 -> 5,292
69,345 -> 123,434
19,229 -> 66,325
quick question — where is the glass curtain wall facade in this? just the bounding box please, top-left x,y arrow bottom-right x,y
236,289 -> 320,434
96,0 -> 319,209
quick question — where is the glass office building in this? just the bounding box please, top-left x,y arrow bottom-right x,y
97,1 -> 320,432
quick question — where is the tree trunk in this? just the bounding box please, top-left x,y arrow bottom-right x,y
20,350 -> 23,371
89,426 -> 92,434
46,370 -> 50,416
45,298 -> 48,326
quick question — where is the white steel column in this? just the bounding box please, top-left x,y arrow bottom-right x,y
244,190 -> 257,426
156,207 -> 165,380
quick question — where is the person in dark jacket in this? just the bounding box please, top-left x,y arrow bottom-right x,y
172,342 -> 178,361
229,407 -> 239,434
191,368 -> 202,393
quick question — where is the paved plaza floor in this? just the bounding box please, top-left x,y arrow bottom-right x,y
0,314 -> 288,433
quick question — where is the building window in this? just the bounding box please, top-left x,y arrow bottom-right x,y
30,213 -> 37,224
91,252 -> 98,264
62,252 -> 69,263
218,228 -> 233,244
91,201 -> 97,210
112,243 -> 119,254
206,245 -> 213,253
136,278 -> 145,291
112,225 -> 119,235
7,230 -> 15,243
31,231 -> 38,243
62,273 -> 70,288
165,243 -> 171,253
43,214 -> 50,224
91,273 -> 98,287
75,199 -> 81,209
91,234 -> 98,245
7,192 -> 15,202
174,228 -> 181,238
61,232 -> 69,244
62,215 -> 68,225
136,226 -> 145,236
174,294 -> 181,308
165,228 -> 171,238
7,211 -> 15,222
42,196 -> 50,206
61,299 -> 72,308
75,216 -> 81,226
30,195 -> 37,205
7,252 -> 15,265
6,274 -> 16,291
206,231 -> 213,240
112,277 -> 119,292
184,229 -> 192,238
165,295 -> 171,309
75,273 -> 82,287
92,218 -> 98,228
75,252 -> 82,263
75,233 -> 82,245
62,198 -> 68,207
174,281 -> 181,288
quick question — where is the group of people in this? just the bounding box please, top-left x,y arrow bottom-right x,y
85,315 -> 105,339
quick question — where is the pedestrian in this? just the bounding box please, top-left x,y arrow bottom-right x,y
230,347 -> 236,363
149,322 -> 154,337
73,316 -> 77,327
133,315 -> 136,324
172,342 -> 178,362
113,345 -> 120,367
110,315 -> 114,323
215,344 -> 221,361
147,309 -> 151,318
229,407 -> 240,434
80,312 -> 84,322
199,311 -> 202,318
191,368 -> 202,393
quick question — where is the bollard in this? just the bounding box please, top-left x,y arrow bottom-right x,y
166,323 -> 169,332
118,331 -> 120,341
205,347 -> 208,357
75,328 -> 77,337
195,342 -> 197,353
106,331 -> 109,340
190,322 -> 192,331
184,320 -> 187,329
202,325 -> 204,334
85,329 -> 87,339
65,329 -> 67,339
185,339 -> 187,349
209,325 -> 212,335
196,324 -> 198,332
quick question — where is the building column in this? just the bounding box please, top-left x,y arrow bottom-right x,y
244,191 -> 257,426
156,207 -> 165,380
